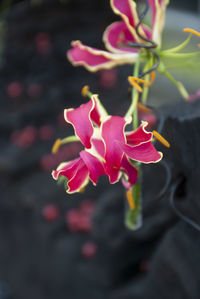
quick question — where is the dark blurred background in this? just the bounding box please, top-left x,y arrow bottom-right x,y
0,1 -> 199,299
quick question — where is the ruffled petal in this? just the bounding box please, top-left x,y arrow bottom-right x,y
110,0 -> 139,40
104,164 -> 122,184
118,141 -> 163,163
64,99 -> 95,148
67,40 -> 138,72
52,157 -> 90,194
80,150 -> 105,185
148,0 -> 169,45
121,155 -> 138,188
91,138 -> 105,158
101,116 -> 131,168
101,115 -> 131,183
90,94 -> 108,126
125,121 -> 153,146
52,157 -> 82,180
103,21 -> 139,53
67,163 -> 89,194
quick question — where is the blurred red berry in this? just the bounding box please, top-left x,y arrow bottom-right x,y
66,209 -> 82,233
27,83 -> 42,99
98,69 -> 118,89
35,32 -> 52,55
80,199 -> 94,216
7,81 -> 23,98
10,126 -> 37,148
81,241 -> 97,259
40,154 -> 57,171
42,204 -> 60,222
39,125 -> 55,141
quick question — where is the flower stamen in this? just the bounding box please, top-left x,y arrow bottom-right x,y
126,189 -> 135,210
137,102 -> 152,113
183,28 -> 200,37
152,130 -> 170,148
52,138 -> 62,154
128,76 -> 151,92
81,85 -> 92,98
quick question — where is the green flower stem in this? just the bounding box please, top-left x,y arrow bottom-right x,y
163,69 -> 189,99
61,135 -> 79,145
161,34 -> 192,54
161,51 -> 200,59
141,56 -> 153,105
125,51 -> 145,230
125,166 -> 142,230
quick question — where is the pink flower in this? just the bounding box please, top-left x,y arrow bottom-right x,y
52,96 -> 162,193
67,0 -> 169,72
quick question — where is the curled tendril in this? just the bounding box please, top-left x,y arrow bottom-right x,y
128,0 -> 160,78
156,159 -> 172,199
169,179 -> 200,232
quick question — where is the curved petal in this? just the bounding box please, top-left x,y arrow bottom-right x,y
125,121 -> 153,146
52,157 -> 82,180
67,40 -> 138,72
110,0 -> 139,41
52,157 -> 90,194
118,141 -> 163,163
64,99 -> 95,148
148,0 -> 169,45
90,94 -> 108,126
101,116 -> 131,169
67,163 -> 89,194
91,138 -> 105,158
121,155 -> 138,187
103,21 -> 139,54
80,150 -> 106,185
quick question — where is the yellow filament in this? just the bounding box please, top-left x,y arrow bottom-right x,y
52,138 -> 62,154
81,85 -> 90,97
152,130 -> 170,148
126,189 -> 135,210
150,71 -> 156,85
128,76 -> 152,92
137,102 -> 152,113
183,28 -> 200,37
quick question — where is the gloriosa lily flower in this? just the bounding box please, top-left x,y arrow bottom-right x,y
52,95 -> 162,193
67,0 -> 169,72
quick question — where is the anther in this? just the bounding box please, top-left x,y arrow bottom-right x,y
52,138 -> 62,154
126,189 -> 135,210
81,85 -> 92,98
152,130 -> 170,148
183,28 -> 200,37
128,76 -> 151,92
137,102 -> 152,113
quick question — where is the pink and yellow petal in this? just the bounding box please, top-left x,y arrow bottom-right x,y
101,115 -> 131,169
64,99 -> 95,148
125,121 -> 153,146
119,141 -> 163,163
90,94 -> 108,126
110,0 -> 139,41
67,163 -> 90,194
67,40 -> 138,72
52,157 -> 82,181
80,150 -> 106,185
148,0 -> 169,45
103,21 -> 139,54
